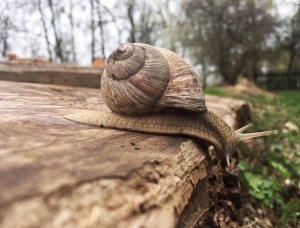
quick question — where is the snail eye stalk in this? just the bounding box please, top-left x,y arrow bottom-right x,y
226,155 -> 231,167
235,124 -> 277,143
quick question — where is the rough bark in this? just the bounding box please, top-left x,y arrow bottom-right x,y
0,80 -> 250,227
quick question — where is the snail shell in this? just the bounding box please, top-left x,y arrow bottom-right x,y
101,43 -> 206,116
65,43 -> 277,166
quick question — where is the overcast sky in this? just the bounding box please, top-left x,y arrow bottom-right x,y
4,0 -> 300,65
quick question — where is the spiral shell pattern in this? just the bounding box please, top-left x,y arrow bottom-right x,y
101,43 -> 170,115
101,43 -> 206,116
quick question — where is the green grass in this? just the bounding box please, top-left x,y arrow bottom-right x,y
203,86 -> 229,97
205,87 -> 300,227
278,91 -> 300,117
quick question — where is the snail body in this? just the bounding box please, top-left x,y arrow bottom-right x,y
65,43 -> 277,165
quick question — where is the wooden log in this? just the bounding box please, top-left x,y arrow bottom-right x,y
0,62 -> 103,88
0,81 -> 250,227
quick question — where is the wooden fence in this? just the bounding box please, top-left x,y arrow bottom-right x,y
256,72 -> 300,90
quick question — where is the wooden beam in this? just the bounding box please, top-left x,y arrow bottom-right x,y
0,62 -> 103,88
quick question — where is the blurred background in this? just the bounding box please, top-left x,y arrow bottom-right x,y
0,0 -> 299,226
1,0 -> 300,89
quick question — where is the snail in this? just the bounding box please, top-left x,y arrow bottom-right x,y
64,43 -> 277,166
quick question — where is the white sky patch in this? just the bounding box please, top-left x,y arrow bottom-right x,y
2,0 -> 299,66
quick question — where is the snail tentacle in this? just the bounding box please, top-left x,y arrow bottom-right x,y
236,123 -> 253,133
235,129 -> 277,142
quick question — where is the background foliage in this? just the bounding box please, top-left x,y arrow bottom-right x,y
1,0 -> 300,85
205,87 -> 300,227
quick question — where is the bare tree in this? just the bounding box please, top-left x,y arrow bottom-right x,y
36,0 -> 53,61
47,0 -> 64,62
127,0 -> 136,43
96,0 -> 123,58
0,1 -> 14,57
120,0 -> 163,45
285,3 -> 300,73
0,17 -> 10,57
68,0 -> 77,62
90,0 -> 96,61
95,0 -> 106,59
181,0 -> 276,85
137,1 -> 157,44
155,0 -> 177,51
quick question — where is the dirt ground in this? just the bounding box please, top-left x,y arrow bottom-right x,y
223,77 -> 275,98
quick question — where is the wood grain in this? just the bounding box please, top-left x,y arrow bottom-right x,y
0,80 -> 249,227
0,62 -> 103,88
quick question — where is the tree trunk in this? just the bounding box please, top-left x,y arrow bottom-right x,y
48,0 -> 64,62
37,0 -> 53,62
127,0 -> 136,43
69,0 -> 77,63
1,17 -> 10,57
96,0 -> 106,59
90,0 -> 96,62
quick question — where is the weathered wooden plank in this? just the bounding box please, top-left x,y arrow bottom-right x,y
0,80 -> 249,227
0,62 -> 103,88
